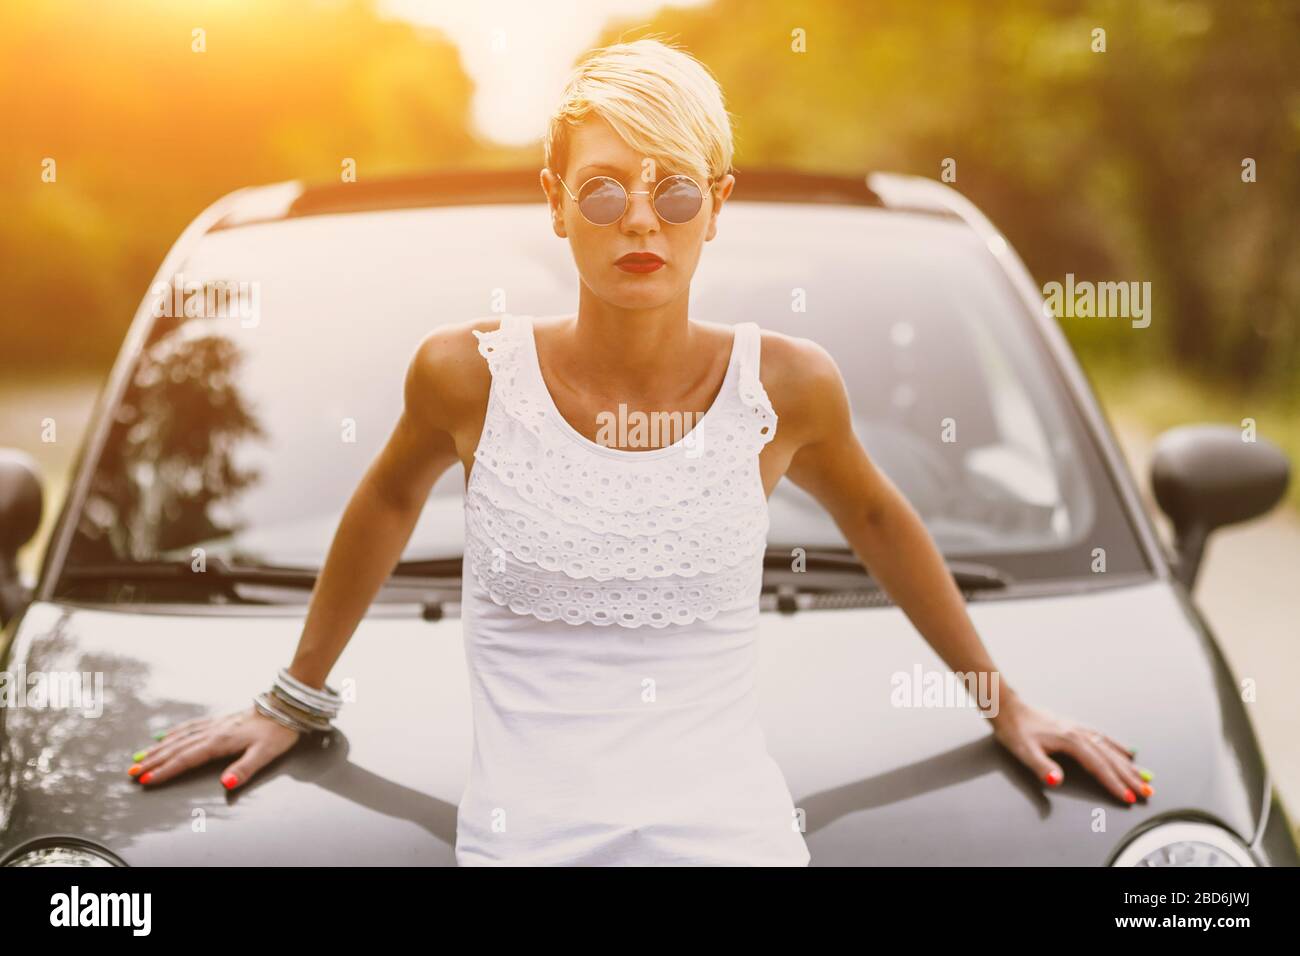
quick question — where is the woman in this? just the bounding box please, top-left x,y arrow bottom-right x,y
126,37 -> 1153,864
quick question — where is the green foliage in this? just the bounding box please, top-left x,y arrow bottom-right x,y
0,0 -> 505,368
3,0 -> 1296,400
601,0 -> 1300,393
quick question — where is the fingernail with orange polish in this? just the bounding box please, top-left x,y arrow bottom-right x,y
128,764 -> 143,777
1140,783 -> 1154,798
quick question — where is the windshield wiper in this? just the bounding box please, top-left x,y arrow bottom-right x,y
59,558 -> 462,617
61,558 -> 321,588
390,557 -> 464,578
65,554 -> 467,585
763,548 -> 1009,591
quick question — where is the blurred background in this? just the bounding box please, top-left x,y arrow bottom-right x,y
1,0 -> 1297,810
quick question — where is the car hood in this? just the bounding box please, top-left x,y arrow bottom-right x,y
0,578 -> 1268,865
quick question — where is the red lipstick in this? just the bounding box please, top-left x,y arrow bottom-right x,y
615,252 -> 665,274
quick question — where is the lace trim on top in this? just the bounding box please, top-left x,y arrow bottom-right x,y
465,315 -> 776,627
465,506 -> 764,628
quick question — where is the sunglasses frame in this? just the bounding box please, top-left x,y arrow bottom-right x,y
556,172 -> 714,226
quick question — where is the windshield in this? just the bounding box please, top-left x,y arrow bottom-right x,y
56,201 -> 1149,597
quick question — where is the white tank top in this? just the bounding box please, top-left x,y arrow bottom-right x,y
455,314 -> 810,866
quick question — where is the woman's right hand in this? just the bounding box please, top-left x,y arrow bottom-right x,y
128,705 -> 303,790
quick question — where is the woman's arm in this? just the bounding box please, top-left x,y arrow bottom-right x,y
286,329 -> 466,687
773,334 -> 1153,805
128,323 -> 478,789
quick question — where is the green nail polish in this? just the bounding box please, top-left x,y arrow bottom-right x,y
152,731 -> 166,740
1127,747 -> 1138,758
132,749 -> 148,762
1139,768 -> 1153,782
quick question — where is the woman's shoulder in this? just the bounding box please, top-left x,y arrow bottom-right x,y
410,315 -> 507,373
404,316 -> 517,428
746,327 -> 846,429
745,326 -> 836,380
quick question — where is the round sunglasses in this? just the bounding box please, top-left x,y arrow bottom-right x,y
556,173 -> 711,226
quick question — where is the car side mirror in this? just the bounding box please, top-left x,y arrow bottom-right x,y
0,448 -> 44,626
1150,424 -> 1290,591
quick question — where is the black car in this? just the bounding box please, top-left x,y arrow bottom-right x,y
0,169 -> 1293,866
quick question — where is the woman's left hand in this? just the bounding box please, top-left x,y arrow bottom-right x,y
989,695 -> 1154,805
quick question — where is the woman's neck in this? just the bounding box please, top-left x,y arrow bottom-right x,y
556,294 -> 703,394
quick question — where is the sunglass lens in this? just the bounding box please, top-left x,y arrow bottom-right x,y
578,177 -> 626,225
654,176 -> 704,223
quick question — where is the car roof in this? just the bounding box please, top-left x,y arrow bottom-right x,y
208,168 -> 963,232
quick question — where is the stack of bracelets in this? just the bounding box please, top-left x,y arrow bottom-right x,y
252,667 -> 342,734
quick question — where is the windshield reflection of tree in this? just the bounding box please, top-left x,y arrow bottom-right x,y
68,310 -> 266,565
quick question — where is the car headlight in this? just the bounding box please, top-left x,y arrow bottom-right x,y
1111,821 -> 1257,867
2,838 -> 125,867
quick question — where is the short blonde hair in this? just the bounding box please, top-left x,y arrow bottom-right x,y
544,35 -> 735,185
